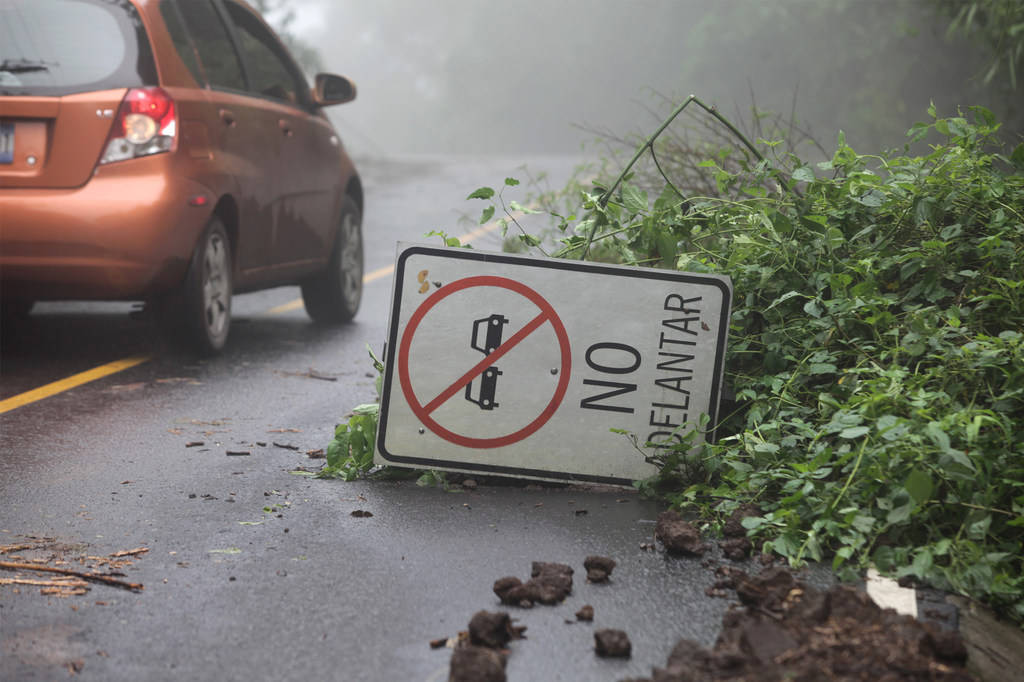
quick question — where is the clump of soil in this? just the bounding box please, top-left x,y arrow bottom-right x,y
629,566 -> 974,681
655,510 -> 707,556
594,628 -> 632,658
448,610 -> 526,682
449,645 -> 506,682
583,555 -> 616,583
467,610 -> 526,649
575,604 -> 595,622
718,503 -> 760,560
493,561 -> 574,607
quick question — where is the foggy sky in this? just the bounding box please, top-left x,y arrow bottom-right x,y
282,0 -> 1011,158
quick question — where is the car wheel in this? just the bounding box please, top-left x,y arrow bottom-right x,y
160,217 -> 232,355
301,195 -> 363,324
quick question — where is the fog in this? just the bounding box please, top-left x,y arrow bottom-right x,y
276,0 -> 1017,158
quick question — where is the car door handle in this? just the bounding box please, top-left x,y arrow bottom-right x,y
219,109 -> 236,127
278,119 -> 293,137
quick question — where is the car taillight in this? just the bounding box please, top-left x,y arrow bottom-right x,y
100,87 -> 177,165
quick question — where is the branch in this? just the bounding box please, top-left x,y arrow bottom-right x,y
0,560 -> 144,592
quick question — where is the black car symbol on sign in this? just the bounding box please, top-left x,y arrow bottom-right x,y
465,314 -> 507,410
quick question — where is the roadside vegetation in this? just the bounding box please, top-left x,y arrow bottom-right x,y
494,99 -> 1024,625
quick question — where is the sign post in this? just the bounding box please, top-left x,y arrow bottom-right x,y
376,243 -> 733,485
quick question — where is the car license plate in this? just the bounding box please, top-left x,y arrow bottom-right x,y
0,121 -> 13,164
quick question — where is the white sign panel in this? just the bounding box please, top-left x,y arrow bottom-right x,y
376,243 -> 732,484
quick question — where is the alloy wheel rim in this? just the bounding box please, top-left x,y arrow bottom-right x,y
202,232 -> 230,338
339,213 -> 362,310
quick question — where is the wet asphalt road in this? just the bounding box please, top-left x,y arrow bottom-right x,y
0,156 -> 829,681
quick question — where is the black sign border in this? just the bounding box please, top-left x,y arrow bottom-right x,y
376,244 -> 733,486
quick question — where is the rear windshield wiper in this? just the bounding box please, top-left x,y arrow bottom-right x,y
0,58 -> 56,74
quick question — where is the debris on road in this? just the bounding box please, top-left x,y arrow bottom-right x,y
718,503 -> 759,560
225,450 -> 251,456
468,610 -> 526,649
583,555 -> 616,583
445,610 -> 524,682
654,510 -> 707,556
449,645 -> 506,682
0,537 -> 147,594
575,604 -> 594,621
109,547 -> 149,558
276,368 -> 338,382
628,565 -> 974,681
594,628 -> 631,658
350,510 -> 373,518
493,561 -> 574,607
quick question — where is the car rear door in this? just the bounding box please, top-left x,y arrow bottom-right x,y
219,0 -> 342,271
171,0 -> 281,278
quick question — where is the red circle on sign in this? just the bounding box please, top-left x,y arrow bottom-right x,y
398,275 -> 571,448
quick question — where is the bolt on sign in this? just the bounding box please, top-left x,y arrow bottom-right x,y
376,243 -> 733,485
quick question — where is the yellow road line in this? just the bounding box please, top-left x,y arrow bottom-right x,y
266,264 -> 397,314
3,213 -> 519,414
267,218 -> 511,316
0,355 -> 150,415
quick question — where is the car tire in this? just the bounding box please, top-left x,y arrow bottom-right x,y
301,195 -> 363,324
159,217 -> 232,355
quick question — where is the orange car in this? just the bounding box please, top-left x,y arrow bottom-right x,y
0,0 -> 363,353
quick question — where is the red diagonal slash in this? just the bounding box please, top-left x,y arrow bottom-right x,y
423,310 -> 550,414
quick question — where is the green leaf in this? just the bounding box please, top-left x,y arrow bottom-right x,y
792,166 -> 815,183
621,184 -> 648,214
508,200 -> 541,214
967,513 -> 992,541
905,469 -> 934,504
504,177 -> 520,186
466,186 -> 495,200
826,227 -> 846,249
1010,142 -> 1024,170
657,233 -> 677,267
479,205 -> 495,224
839,426 -> 870,439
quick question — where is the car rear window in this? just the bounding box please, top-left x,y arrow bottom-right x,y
0,0 -> 157,96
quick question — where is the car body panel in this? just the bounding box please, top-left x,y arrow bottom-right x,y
0,0 -> 361,305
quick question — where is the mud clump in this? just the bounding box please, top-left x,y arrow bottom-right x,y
467,610 -> 525,649
719,536 -> 752,561
448,645 -> 506,682
722,503 -> 761,538
718,503 -> 760,560
449,610 -> 525,682
654,510 -> 707,556
575,604 -> 595,621
493,562 -> 574,607
594,628 -> 632,658
583,555 -> 616,583
629,566 -> 975,681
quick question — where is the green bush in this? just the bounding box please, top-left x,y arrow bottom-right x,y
501,102 -> 1024,622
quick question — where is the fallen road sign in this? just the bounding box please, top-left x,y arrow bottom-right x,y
376,243 -> 733,485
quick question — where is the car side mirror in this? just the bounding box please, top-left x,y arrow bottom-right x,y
313,73 -> 356,106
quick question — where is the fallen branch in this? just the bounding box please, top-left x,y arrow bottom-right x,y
0,577 -> 89,588
0,561 -> 144,592
1,544 -> 33,554
110,547 -> 149,558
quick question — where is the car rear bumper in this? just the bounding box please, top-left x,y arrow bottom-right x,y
0,157 -> 213,300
